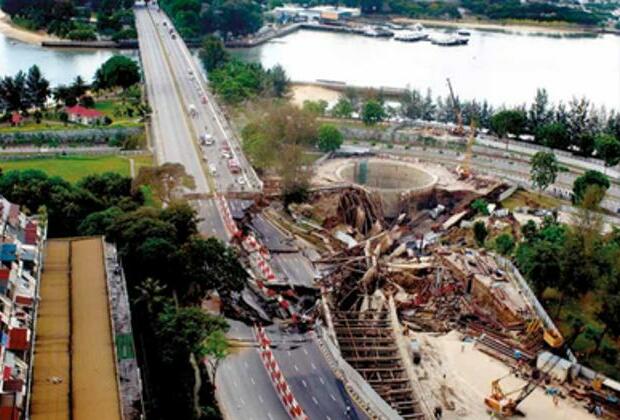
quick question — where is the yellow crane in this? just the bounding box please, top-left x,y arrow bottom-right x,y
457,121 -> 476,179
446,78 -> 464,137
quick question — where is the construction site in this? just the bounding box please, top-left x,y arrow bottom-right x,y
218,144 -> 620,420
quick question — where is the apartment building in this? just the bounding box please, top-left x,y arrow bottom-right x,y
0,197 -> 44,420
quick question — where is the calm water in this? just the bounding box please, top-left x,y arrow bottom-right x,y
236,29 -> 620,109
0,32 -> 137,86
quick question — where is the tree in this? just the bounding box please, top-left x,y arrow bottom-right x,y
534,122 -> 569,149
25,65 -> 50,109
572,170 -> 610,205
528,88 -> 552,132
93,55 -> 140,90
264,64 -> 289,98
473,221 -> 488,247
471,198 -> 489,215
490,109 -> 528,139
566,97 -> 595,156
494,233 -> 515,256
0,72 -> 27,111
199,35 -> 229,72
331,97 -> 355,119
361,99 -> 385,126
175,237 -> 247,302
78,206 -> 124,235
71,75 -> 88,97
594,133 -> 620,168
155,304 -> 228,419
317,124 -> 343,153
132,163 -> 196,205
530,151 -> 559,192
302,100 -> 328,116
516,239 -> 562,295
160,202 -> 199,243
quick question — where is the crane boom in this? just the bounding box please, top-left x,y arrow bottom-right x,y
446,78 -> 464,136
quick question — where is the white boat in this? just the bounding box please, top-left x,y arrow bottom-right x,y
430,34 -> 469,46
457,29 -> 471,36
394,30 -> 428,42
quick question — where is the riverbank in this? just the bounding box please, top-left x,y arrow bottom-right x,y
392,16 -> 596,35
0,10 -> 58,45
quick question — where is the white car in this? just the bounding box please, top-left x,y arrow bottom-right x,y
209,164 -> 217,175
236,177 -> 246,185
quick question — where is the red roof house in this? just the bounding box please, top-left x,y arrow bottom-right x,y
65,105 -> 104,125
10,112 -> 22,127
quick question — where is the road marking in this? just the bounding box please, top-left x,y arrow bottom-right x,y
239,398 -> 245,406
244,361 -> 249,368
319,377 -> 325,385
302,380 -> 307,388
330,394 -> 336,402
311,363 -> 317,370
258,395 -> 263,403
287,351 -> 292,357
294,364 -> 299,372
267,413 -> 274,420
250,377 -> 256,385
312,396 -> 319,405
303,348 -> 308,355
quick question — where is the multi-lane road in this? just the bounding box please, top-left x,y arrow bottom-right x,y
136,3 -> 262,239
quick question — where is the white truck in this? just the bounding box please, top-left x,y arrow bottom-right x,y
188,104 -> 197,118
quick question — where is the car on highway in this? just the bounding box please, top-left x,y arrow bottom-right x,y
201,96 -> 207,104
200,133 -> 214,145
188,104 -> 197,117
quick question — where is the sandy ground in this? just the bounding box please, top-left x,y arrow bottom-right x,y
394,17 -> 589,35
414,331 -> 594,419
0,10 -> 57,44
31,240 -> 71,420
71,238 -> 122,420
291,83 -> 341,107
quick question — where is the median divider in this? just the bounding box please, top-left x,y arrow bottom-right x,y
254,325 -> 308,420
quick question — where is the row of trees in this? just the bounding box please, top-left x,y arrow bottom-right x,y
0,167 -> 245,418
159,0 -> 262,39
327,87 -> 620,160
1,57 -> 141,116
0,0 -> 135,40
201,36 -> 289,103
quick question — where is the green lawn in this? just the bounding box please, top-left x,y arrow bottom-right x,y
0,154 -> 153,183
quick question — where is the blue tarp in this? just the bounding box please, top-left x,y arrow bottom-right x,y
0,244 -> 17,262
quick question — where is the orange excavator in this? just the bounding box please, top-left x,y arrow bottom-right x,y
485,327 -> 580,417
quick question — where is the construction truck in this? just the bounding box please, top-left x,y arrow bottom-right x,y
484,328 -> 581,417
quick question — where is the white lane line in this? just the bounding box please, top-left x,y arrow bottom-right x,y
303,348 -> 308,355
312,396 -> 319,405
302,380 -> 307,388
311,363 -> 317,370
330,394 -> 336,402
319,377 -> 325,385
267,413 -> 274,420
287,351 -> 292,357
258,395 -> 264,404
294,364 -> 299,372
250,377 -> 256,385
239,398 -> 245,406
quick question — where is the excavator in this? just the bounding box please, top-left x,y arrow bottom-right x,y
484,327 -> 581,417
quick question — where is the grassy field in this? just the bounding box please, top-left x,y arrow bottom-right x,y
0,154 -> 153,183
501,188 -> 564,210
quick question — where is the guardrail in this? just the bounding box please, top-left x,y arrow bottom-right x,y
254,325 -> 308,419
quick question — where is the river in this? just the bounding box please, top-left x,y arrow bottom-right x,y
0,32 -> 136,86
235,28 -> 620,109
